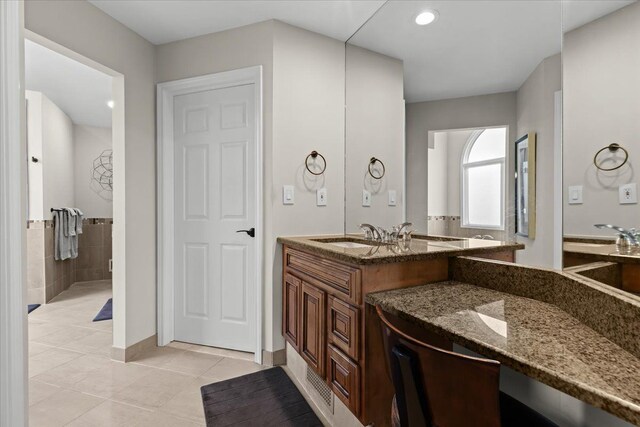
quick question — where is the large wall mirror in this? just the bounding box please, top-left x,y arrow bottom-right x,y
344,1 -> 562,268
562,1 -> 640,297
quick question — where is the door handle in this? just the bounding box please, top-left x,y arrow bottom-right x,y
236,227 -> 255,238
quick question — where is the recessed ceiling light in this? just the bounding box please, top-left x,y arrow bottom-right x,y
415,10 -> 438,26
107,100 -> 114,109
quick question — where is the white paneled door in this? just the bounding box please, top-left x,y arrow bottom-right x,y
173,84 -> 256,352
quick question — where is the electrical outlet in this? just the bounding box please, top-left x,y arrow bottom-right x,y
316,188 -> 327,206
283,185 -> 295,205
388,190 -> 397,206
619,183 -> 637,204
362,189 -> 371,207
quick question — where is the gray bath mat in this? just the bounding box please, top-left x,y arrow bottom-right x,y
200,367 -> 322,426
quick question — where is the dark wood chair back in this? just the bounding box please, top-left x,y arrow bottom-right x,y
376,306 -> 503,427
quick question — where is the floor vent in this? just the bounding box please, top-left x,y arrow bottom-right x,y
306,365 -> 334,411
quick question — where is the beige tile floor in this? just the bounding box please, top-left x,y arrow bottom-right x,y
28,280 -> 265,426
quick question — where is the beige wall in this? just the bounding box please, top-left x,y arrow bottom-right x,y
74,125 -> 113,218
345,44 -> 405,233
428,130 -> 473,217
428,132 -> 449,216
25,0 -> 156,349
157,20 -> 278,348
271,22 -> 346,350
26,90 -> 43,221
445,129 -> 473,217
157,21 -> 277,347
25,90 -> 75,220
42,93 -> 75,216
157,20 -> 346,352
564,2 -> 640,237
406,92 -> 517,233
516,54 -> 561,267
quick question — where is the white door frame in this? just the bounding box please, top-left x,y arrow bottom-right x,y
0,1 -> 28,426
157,66 -> 264,364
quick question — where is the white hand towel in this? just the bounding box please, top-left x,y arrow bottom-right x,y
64,208 -> 77,237
74,208 -> 84,234
54,210 -> 72,261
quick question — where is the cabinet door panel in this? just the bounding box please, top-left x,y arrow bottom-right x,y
300,281 -> 326,377
283,273 -> 301,350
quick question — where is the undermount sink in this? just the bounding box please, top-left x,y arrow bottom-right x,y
565,242 -> 611,248
412,235 -> 464,242
328,241 -> 374,249
311,237 -> 376,249
427,241 -> 466,249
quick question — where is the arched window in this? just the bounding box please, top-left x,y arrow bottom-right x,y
461,127 -> 506,230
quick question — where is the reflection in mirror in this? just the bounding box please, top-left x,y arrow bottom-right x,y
345,1 -> 561,268
562,1 -> 640,296
427,126 -> 508,240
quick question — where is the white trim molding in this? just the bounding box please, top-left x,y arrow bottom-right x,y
0,1 -> 28,426
553,90 -> 563,270
157,66 -> 264,365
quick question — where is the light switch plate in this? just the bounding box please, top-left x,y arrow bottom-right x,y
568,185 -> 583,205
388,190 -> 397,206
619,183 -> 637,204
362,189 -> 371,207
316,188 -> 327,206
283,185 -> 295,205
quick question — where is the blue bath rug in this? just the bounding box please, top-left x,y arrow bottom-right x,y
93,298 -> 112,322
27,304 -> 40,314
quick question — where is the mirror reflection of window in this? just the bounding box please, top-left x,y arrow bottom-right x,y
462,127 -> 507,230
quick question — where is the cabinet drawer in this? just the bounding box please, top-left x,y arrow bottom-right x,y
328,296 -> 359,360
285,248 -> 361,304
327,345 -> 360,416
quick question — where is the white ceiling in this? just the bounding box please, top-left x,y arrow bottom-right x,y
88,0 -> 386,45
563,0 -> 635,32
25,40 -> 112,128
348,0 -> 635,103
85,0 -> 636,105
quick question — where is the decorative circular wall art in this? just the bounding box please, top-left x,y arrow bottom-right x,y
91,149 -> 113,200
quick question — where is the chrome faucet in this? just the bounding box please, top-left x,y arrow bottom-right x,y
393,222 -> 413,241
594,224 -> 640,248
396,222 -> 413,235
359,222 -> 413,243
359,223 -> 381,241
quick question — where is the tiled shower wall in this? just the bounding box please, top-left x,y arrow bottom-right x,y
26,218 -> 112,304
76,219 -> 113,282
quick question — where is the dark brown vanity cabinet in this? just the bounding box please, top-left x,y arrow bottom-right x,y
282,245 -> 452,425
283,247 -> 363,416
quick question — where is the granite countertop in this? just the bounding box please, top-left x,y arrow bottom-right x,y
366,282 -> 640,425
564,241 -> 640,264
277,234 -> 524,265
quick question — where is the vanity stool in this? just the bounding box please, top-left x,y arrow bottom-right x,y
376,306 -> 559,427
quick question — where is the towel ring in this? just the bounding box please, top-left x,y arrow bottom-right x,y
594,143 -> 629,171
368,157 -> 386,180
305,151 -> 326,176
